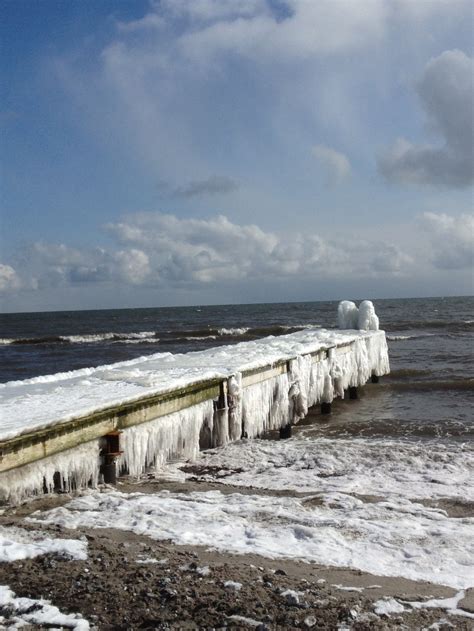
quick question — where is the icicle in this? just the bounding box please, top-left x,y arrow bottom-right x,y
288,382 -> 307,423
322,372 -> 334,403
365,331 -> 390,376
0,441 -> 100,505
327,348 -> 343,398
288,357 -> 310,422
213,408 -> 229,447
241,373 -> 290,438
352,338 -> 371,386
118,400 -> 214,477
228,373 -> 243,442
308,358 -> 332,405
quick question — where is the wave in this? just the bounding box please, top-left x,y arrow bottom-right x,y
170,324 -> 316,340
387,333 -> 435,341
0,331 -> 159,346
67,332 -> 157,343
217,327 -> 249,336
387,320 -> 473,332
0,323 -> 322,347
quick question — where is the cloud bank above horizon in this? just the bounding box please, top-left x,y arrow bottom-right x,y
1,0 -> 472,311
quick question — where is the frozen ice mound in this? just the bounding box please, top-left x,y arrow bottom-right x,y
337,300 -> 379,331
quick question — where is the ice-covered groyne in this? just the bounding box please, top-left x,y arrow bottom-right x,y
0,308 -> 389,503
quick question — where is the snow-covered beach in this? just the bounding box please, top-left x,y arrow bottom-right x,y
1,454 -> 473,629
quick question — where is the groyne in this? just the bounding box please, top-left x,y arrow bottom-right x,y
0,325 -> 389,503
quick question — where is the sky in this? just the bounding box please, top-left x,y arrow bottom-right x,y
1,0 -> 473,313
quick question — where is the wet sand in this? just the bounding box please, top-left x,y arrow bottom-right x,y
1,481 -> 473,630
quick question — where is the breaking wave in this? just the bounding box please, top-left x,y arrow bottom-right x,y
217,327 -> 249,336
387,333 -> 435,341
170,324 -> 309,339
0,324 -> 318,346
0,332 -> 159,346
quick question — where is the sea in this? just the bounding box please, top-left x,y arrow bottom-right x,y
1,296 -> 472,442
1,296 -> 474,593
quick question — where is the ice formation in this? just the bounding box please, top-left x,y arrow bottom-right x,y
0,315 -> 389,501
337,299 -> 379,331
0,441 -> 101,505
358,300 -> 379,331
119,400 -> 214,477
337,300 -> 359,329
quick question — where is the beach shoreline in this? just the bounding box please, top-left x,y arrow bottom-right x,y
1,479 -> 473,630
1,298 -> 472,629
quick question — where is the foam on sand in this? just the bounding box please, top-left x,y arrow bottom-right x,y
31,487 -> 474,590
187,436 -> 474,500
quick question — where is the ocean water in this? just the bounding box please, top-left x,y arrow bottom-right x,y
1,296 -> 472,442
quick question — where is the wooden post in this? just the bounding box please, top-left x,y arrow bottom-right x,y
279,424 -> 292,439
349,386 -> 358,400
371,374 -> 379,383
217,381 -> 227,410
101,431 -> 122,485
321,402 -> 332,414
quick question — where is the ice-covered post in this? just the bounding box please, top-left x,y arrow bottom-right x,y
279,424 -> 292,439
337,299 -> 382,385
357,300 -> 381,384
101,431 -> 122,484
348,386 -> 358,400
227,375 -> 243,442
212,381 -> 229,447
321,364 -> 333,414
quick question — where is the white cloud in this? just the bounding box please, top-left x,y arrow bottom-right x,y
6,212 -> 414,295
422,212 -> 474,269
113,249 -> 151,285
54,0 -> 472,202
379,50 -> 473,188
159,0 -> 267,22
311,144 -> 351,183
175,0 -> 387,64
17,242 -> 151,288
116,0 -> 387,63
0,264 -> 21,292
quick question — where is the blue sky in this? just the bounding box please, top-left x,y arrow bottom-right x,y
1,0 -> 473,312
